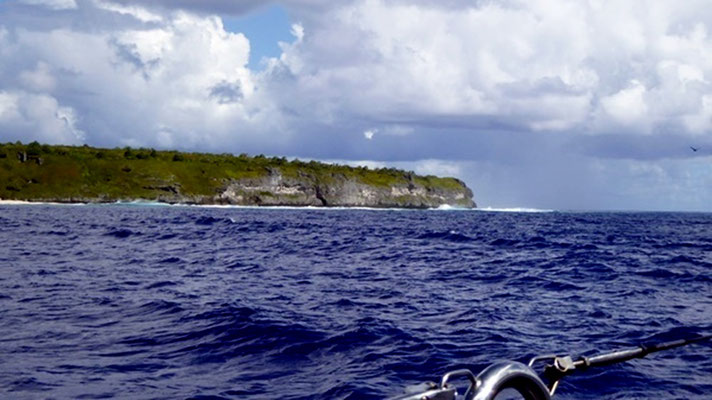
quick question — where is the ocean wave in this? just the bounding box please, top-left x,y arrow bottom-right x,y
1,206 -> 711,399
104,228 -> 139,238
0,199 -> 84,206
417,230 -> 475,242
111,200 -> 174,207
476,207 -> 556,213
430,204 -> 471,211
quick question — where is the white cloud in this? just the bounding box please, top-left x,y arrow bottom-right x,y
0,4 -> 269,150
54,105 -> 85,142
339,159 -> 386,170
94,0 -> 163,23
289,23 -> 304,43
5,0 -> 712,148
19,0 -> 77,10
3,0 -> 712,210
601,80 -> 649,128
261,0 -> 712,140
409,159 -> 462,179
19,62 -> 56,92
0,90 -> 85,144
0,92 -> 21,121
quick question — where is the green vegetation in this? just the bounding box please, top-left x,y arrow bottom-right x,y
0,142 -> 471,205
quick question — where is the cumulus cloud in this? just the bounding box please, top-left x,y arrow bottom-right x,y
0,90 -> 85,144
0,1 -> 277,151
601,80 -> 649,128
18,62 -> 56,92
5,0 -> 712,152
94,0 -> 162,22
2,0 -> 712,209
407,159 -> 463,179
266,0 -> 712,140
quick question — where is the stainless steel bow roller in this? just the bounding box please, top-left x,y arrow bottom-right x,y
390,332 -> 711,400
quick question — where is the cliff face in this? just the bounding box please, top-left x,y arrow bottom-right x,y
0,143 -> 477,209
209,169 -> 475,208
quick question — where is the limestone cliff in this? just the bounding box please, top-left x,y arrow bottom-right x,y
209,168 -> 474,208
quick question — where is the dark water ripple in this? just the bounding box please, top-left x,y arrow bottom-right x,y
1,205 -> 711,399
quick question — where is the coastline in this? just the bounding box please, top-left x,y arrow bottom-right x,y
1,143 -> 476,210
0,199 -> 472,211
0,199 -> 75,206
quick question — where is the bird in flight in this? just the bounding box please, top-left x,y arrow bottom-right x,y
690,146 -> 699,152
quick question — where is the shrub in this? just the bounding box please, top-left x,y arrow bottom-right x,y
27,141 -> 42,156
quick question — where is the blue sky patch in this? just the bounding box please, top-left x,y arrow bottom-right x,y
223,4 -> 292,70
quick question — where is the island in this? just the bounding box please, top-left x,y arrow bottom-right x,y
0,142 -> 476,209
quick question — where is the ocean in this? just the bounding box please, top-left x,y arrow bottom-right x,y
1,204 -> 710,399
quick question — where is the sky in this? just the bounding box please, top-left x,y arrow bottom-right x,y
1,0 -> 712,211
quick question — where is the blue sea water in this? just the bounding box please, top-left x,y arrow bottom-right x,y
0,204 -> 711,399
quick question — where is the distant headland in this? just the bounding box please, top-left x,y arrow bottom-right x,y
0,142 -> 476,209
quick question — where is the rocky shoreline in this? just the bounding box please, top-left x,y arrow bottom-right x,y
1,171 -> 475,209
0,143 -> 476,209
